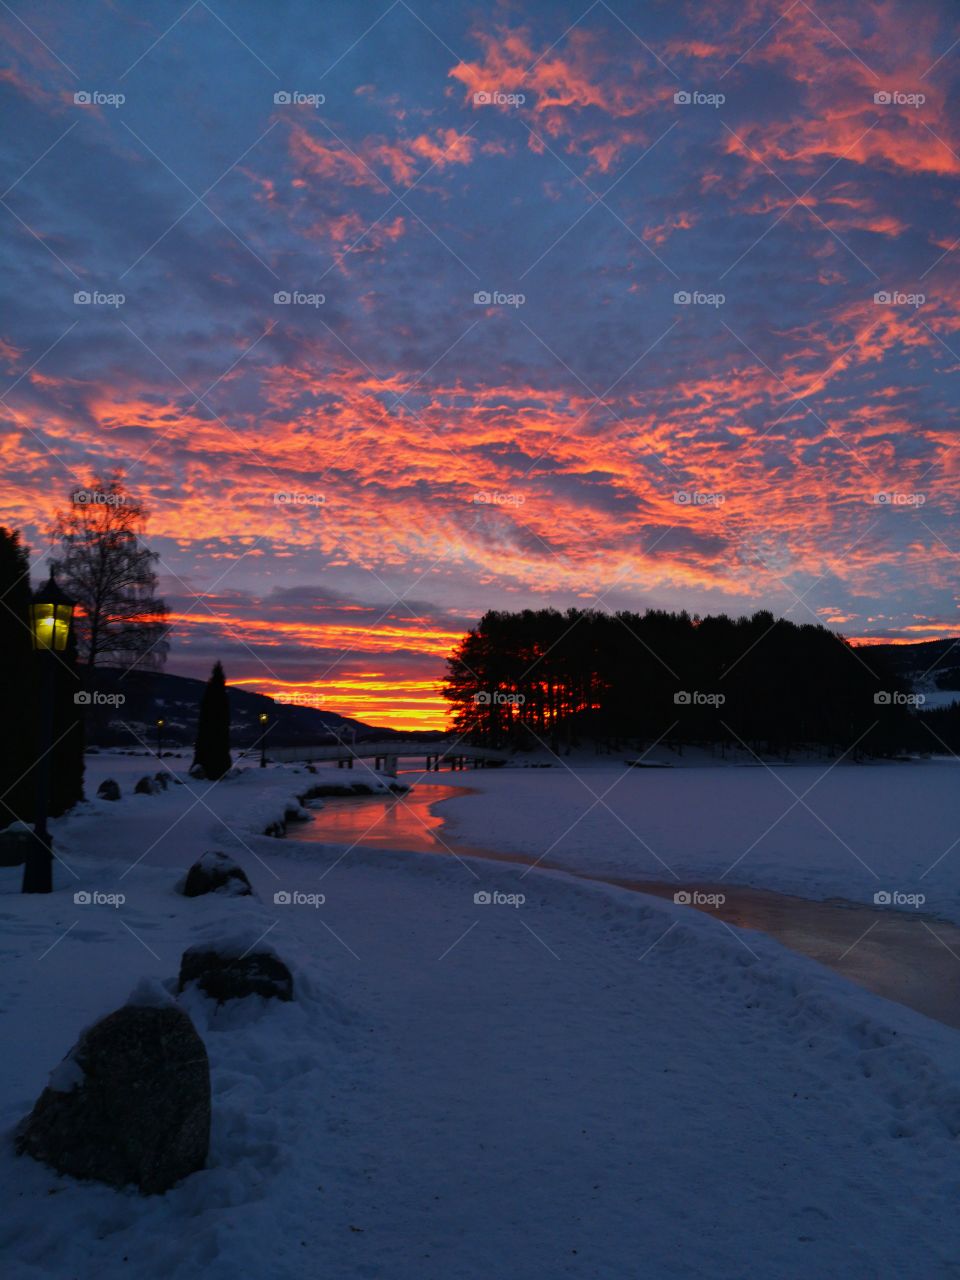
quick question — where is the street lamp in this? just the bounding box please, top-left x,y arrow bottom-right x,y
25,571 -> 76,894
258,712 -> 269,768
156,718 -> 165,758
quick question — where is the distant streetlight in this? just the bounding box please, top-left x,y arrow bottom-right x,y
258,712 -> 269,768
24,572 -> 76,894
156,718 -> 165,758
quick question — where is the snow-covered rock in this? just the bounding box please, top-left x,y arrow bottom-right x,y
15,1002 -> 210,1195
180,851 -> 254,899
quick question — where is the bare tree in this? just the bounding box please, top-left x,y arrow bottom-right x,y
51,475 -> 170,670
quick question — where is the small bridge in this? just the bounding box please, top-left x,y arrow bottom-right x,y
267,738 -> 508,776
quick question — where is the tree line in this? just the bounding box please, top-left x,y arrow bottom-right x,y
443,608 -> 919,757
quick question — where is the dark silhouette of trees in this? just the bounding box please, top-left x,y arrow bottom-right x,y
51,475 -> 169,671
443,608 -> 916,757
0,531 -> 84,829
193,662 -> 232,779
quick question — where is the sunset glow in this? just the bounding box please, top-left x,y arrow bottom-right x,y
2,0 -> 958,728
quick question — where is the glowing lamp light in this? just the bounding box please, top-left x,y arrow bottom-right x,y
31,573 -> 75,652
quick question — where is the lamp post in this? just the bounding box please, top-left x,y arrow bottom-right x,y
258,712 -> 269,768
24,571 -> 76,894
156,718 -> 165,758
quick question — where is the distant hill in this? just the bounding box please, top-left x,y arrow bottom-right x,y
80,667 -> 393,749
859,639 -> 960,708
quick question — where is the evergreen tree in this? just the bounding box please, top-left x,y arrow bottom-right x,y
193,662 -> 232,779
443,608 -> 914,758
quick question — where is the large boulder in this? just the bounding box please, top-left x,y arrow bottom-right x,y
181,851 -> 253,899
134,776 -> 157,796
96,778 -> 121,802
16,994 -> 210,1195
178,941 -> 293,1004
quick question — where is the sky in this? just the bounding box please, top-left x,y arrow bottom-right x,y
1,0 -> 958,729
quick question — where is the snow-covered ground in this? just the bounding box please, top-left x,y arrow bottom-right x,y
439,758 -> 960,922
2,754 -> 960,1278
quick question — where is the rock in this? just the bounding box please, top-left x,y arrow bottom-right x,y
178,943 -> 294,1003
16,1002 -> 210,1195
134,776 -> 156,795
97,778 -> 121,802
153,772 -> 170,790
181,851 -> 253,898
0,821 -> 35,867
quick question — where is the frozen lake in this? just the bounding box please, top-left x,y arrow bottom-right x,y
298,775 -> 960,1029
